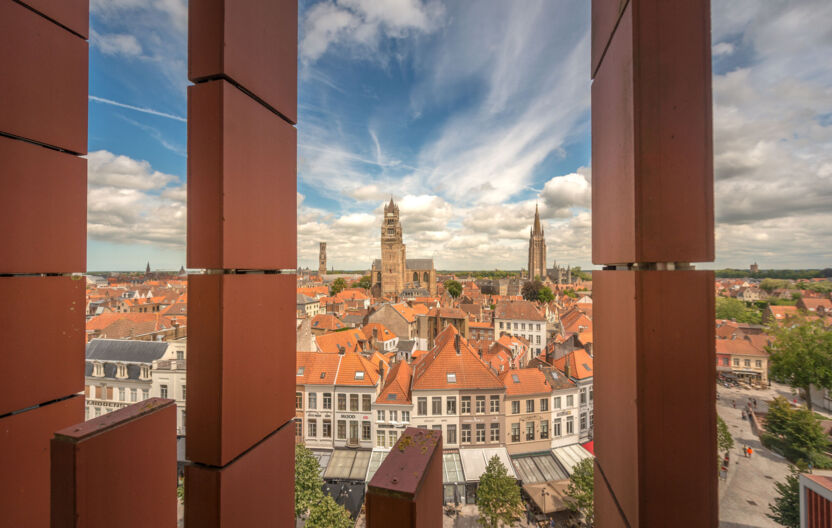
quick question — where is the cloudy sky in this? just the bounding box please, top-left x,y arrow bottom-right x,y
87,0 -> 831,271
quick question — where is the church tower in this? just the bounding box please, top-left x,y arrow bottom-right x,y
527,204 -> 547,280
318,242 -> 327,277
380,198 -> 406,297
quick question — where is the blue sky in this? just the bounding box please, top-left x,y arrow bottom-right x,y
87,0 -> 831,271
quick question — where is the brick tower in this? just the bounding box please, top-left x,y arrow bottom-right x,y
380,198 -> 406,297
318,242 -> 327,277
527,204 -> 547,280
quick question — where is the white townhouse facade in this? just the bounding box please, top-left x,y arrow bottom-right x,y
494,301 -> 548,358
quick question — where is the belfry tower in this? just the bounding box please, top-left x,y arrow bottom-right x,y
380,198 -> 406,296
318,242 -> 327,277
527,204 -> 547,280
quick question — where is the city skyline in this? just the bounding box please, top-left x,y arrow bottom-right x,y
87,0 -> 831,271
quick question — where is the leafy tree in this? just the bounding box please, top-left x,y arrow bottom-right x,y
571,266 -> 592,281
765,397 -> 794,437
768,464 -> 806,528
306,494 -> 353,528
176,478 -> 184,504
717,415 -> 734,453
715,297 -> 762,323
768,318 -> 832,410
476,455 -> 524,528
444,279 -> 462,298
522,280 -> 543,302
761,279 -> 789,292
295,444 -> 324,519
329,278 -> 347,296
784,407 -> 831,464
353,275 -> 372,290
565,457 -> 594,527
538,286 -> 555,303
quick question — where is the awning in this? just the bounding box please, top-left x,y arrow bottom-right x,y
511,452 -> 569,483
552,444 -> 593,476
324,449 -> 372,481
311,449 -> 332,478
365,449 -> 390,483
459,447 -> 517,482
523,481 -> 571,513
581,441 -> 594,455
443,451 -> 465,483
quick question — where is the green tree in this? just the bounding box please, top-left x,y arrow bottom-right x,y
717,415 -> 734,453
784,407 -> 831,465
565,457 -> 594,527
768,464 -> 806,528
571,266 -> 592,281
476,455 -> 524,528
521,280 -> 543,302
715,297 -> 762,323
538,286 -> 555,303
768,318 -> 832,410
329,277 -> 347,296
765,397 -> 794,437
444,279 -> 462,298
295,444 -> 324,519
306,494 -> 353,528
761,278 -> 789,292
354,275 -> 372,290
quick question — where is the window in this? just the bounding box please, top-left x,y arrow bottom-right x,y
580,390 -> 587,404
161,385 -> 168,399
362,394 -> 371,411
447,372 -> 457,383
177,350 -> 184,361
349,394 -> 359,411
490,395 -> 500,413
182,385 -> 186,400
476,396 -> 485,413
513,322 -> 518,330
554,418 -> 561,437
461,424 -> 471,443
323,420 -> 332,438
744,359 -> 751,367
337,394 -> 346,410
93,362 -> 103,377
526,399 -> 534,413
733,358 -> 740,366
296,392 -> 303,409
323,393 -> 332,410
512,400 -> 520,414
377,431 -> 385,447
362,421 -> 371,440
476,424 -> 485,443
590,387 -> 593,401
511,423 -> 520,442
540,398 -> 549,411
118,387 -> 125,401
499,322 -> 504,329
536,335 -> 540,344
540,420 -> 549,439
388,431 -> 398,447
297,366 -> 305,376
417,397 -> 427,416
553,396 -> 561,409
446,397 -> 457,415
337,420 -> 346,440
378,410 -> 385,422
140,366 -> 149,379
308,393 -> 317,410
536,324 -> 541,331
447,424 -> 457,444
308,419 -> 317,438
142,389 -> 149,400
390,410 -> 397,421
402,411 -> 410,422
355,371 -> 364,380
521,323 -> 526,330
95,407 -> 101,417
526,422 -> 535,441
461,396 -> 471,414
580,413 -> 587,431
130,388 -> 137,402
566,416 -> 574,434
296,419 -> 303,438
566,395 -> 574,407
117,364 -> 126,378
432,397 -> 442,415
756,360 -> 762,368
490,423 -> 500,442
590,411 -> 594,429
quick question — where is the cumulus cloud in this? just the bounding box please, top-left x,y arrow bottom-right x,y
539,170 -> 591,218
87,151 -> 185,248
91,29 -> 143,56
712,42 -> 735,57
300,0 -> 444,62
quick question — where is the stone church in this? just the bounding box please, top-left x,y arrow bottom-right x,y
371,198 -> 437,298
526,204 -> 573,285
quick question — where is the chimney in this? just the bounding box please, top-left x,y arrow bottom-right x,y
378,360 -> 384,384
565,360 -> 571,379
373,327 -> 378,339
454,334 -> 460,355
338,344 -> 345,355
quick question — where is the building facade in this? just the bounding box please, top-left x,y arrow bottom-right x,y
494,301 -> 547,358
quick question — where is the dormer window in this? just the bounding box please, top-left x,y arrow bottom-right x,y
447,373 -> 457,383
93,362 -> 103,377
116,363 -> 127,379
140,366 -> 150,380
297,367 -> 305,376
354,371 -> 364,380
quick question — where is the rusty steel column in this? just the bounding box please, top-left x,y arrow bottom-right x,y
591,0 -> 716,526
0,1 -> 88,526
366,428 -> 443,528
185,1 -> 298,525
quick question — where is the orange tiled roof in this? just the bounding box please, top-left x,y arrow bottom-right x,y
500,368 -> 553,396
311,314 -> 346,332
412,326 -> 503,390
391,303 -> 418,323
296,351 -> 342,386
376,361 -> 412,404
314,328 -> 366,354
362,323 -> 397,341
769,305 -> 799,319
716,339 -> 767,357
334,351 -> 380,386
494,301 -> 545,321
552,349 -> 593,380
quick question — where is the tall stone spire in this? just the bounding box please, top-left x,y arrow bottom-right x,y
527,205 -> 547,281
533,203 -> 542,234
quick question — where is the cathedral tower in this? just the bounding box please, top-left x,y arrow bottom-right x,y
318,242 -> 327,277
380,198 -> 406,296
527,204 -> 547,280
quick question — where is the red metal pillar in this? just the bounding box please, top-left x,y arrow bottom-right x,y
591,0 -> 717,526
50,399 -> 177,528
366,428 -> 443,528
0,1 -> 88,526
185,1 -> 298,525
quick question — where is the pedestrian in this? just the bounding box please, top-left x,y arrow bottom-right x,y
732,400 -> 736,409
742,444 -> 747,458
747,446 -> 753,458
742,409 -> 747,420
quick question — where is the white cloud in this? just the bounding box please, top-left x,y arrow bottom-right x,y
87,150 -> 177,190
91,29 -> 143,56
712,42 -> 735,57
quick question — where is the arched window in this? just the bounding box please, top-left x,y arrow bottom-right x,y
413,272 -> 419,282
376,272 -> 382,282
423,272 -> 429,282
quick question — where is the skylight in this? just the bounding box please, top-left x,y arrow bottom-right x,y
447,373 -> 456,383
297,367 -> 304,376
387,394 -> 397,400
582,363 -> 592,372
512,374 -> 520,383
320,372 -> 326,379
355,371 -> 364,380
